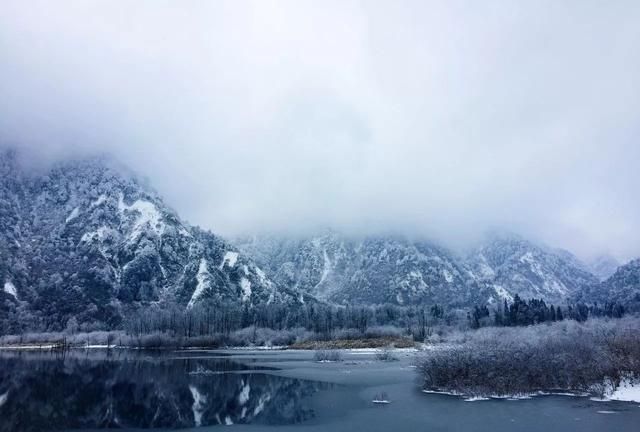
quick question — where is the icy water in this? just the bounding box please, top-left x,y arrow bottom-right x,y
0,349 -> 639,432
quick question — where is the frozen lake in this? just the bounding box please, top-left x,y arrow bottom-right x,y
0,349 -> 638,431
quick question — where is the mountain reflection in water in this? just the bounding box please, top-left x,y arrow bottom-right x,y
0,351 -> 334,431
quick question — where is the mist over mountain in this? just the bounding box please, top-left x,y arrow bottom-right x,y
587,255 -> 622,281
2,1 -> 640,262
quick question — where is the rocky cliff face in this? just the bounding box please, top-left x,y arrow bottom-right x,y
0,151 -> 297,332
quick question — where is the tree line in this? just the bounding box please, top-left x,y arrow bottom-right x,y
469,294 -> 626,329
121,302 -> 460,341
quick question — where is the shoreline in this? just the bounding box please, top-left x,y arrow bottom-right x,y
0,334 -> 419,351
421,379 -> 640,404
0,342 -> 422,352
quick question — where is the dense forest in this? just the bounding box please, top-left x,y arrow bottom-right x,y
1,296 -> 631,349
469,295 -> 626,328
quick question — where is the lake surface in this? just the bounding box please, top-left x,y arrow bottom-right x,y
0,349 -> 638,432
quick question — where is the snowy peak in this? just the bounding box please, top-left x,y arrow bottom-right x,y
466,234 -> 599,304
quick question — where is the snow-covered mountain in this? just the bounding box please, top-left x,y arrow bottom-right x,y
581,259 -> 640,308
0,149 -> 617,333
0,150 -> 298,332
465,233 -> 599,304
238,231 -> 491,307
238,231 -> 602,307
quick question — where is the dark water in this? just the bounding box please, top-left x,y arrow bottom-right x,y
0,350 -> 334,431
0,350 -> 639,432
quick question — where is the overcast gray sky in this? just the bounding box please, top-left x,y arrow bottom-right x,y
1,0 -> 640,261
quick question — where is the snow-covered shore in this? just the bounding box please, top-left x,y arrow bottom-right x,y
423,380 -> 640,404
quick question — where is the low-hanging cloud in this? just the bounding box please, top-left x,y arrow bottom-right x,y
1,0 -> 640,261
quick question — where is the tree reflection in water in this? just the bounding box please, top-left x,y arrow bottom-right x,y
0,351 -> 334,431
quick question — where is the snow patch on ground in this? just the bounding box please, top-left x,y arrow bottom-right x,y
592,377 -> 640,403
65,207 -> 80,223
3,281 -> 17,299
610,379 -> 640,402
189,385 -> 206,427
220,251 -> 239,269
464,396 -> 490,401
240,278 -> 252,302
188,259 -> 211,308
118,194 -> 165,240
255,267 -> 267,284
317,249 -> 331,286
